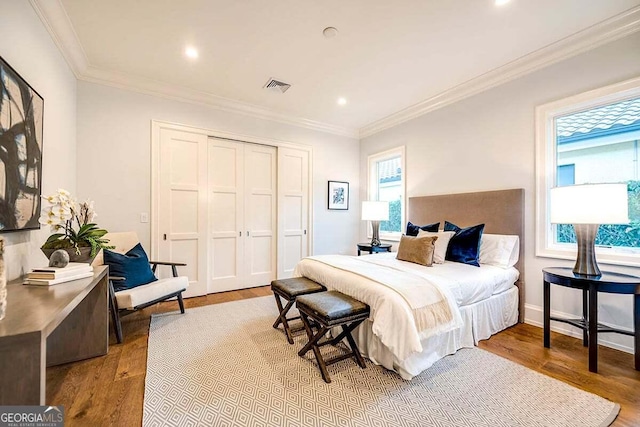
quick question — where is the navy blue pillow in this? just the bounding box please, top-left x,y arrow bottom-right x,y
406,221 -> 440,236
444,221 -> 485,267
104,243 -> 157,291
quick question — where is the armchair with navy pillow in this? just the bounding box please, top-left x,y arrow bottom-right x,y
94,232 -> 189,343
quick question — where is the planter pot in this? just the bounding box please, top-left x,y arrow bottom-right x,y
41,246 -> 97,264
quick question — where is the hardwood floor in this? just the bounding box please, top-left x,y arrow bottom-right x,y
47,286 -> 640,426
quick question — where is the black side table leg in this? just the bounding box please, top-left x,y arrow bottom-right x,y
582,288 -> 589,347
588,284 -> 598,373
543,280 -> 550,348
634,294 -> 639,371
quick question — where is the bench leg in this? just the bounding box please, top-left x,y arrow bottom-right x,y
299,312 -> 332,383
343,323 -> 366,369
273,293 -> 296,344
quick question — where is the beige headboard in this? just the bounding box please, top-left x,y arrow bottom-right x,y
408,188 -> 525,322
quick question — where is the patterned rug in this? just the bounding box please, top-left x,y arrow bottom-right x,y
143,296 -> 619,427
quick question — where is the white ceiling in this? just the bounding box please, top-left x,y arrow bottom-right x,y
39,0 -> 640,136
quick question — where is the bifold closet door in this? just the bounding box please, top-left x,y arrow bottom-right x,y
277,147 -> 309,278
208,138 -> 276,292
157,129 -> 208,297
243,144 -> 277,287
208,139 -> 244,292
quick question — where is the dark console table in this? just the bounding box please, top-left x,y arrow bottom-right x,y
0,266 -> 109,404
543,267 -> 640,373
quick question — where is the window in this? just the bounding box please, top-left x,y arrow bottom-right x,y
556,164 -> 575,187
536,77 -> 640,266
368,147 -> 405,240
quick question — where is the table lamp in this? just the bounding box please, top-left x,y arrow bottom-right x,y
362,201 -> 389,247
550,183 -> 629,277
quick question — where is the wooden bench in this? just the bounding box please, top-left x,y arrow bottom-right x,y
271,277 -> 326,344
296,290 -> 370,383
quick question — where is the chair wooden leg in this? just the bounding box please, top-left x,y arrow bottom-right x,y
108,281 -> 123,344
177,292 -> 185,314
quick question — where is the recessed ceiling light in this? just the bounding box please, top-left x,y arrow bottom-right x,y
495,0 -> 511,6
337,97 -> 347,106
185,46 -> 199,59
323,27 -> 339,38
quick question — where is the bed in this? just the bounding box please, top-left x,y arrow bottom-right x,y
294,188 -> 525,380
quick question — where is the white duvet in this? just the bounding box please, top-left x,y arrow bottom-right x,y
294,254 -> 466,361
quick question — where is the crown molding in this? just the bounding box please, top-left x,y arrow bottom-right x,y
81,66 -> 358,138
29,0 -> 358,139
359,6 -> 640,138
30,0 -> 88,77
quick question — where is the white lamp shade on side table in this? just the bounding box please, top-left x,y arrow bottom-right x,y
549,183 -> 629,276
361,201 -> 390,221
550,183 -> 629,225
362,201 -> 389,247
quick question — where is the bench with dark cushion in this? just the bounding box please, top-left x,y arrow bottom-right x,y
271,277 -> 326,344
296,290 -> 370,383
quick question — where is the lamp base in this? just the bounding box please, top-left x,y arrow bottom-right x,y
573,223 -> 601,277
370,220 -> 381,247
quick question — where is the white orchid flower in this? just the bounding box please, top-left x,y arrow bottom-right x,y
39,189 -> 109,258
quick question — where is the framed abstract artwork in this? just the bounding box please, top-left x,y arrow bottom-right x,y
328,181 -> 349,210
0,56 -> 44,232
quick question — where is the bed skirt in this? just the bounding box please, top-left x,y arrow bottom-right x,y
354,286 -> 519,380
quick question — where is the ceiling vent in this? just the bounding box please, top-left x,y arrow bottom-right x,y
264,78 -> 291,93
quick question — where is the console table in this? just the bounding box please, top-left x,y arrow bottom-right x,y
543,267 -> 640,373
0,266 -> 109,405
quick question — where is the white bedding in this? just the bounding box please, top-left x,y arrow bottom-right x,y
360,252 -> 519,306
293,252 -> 519,365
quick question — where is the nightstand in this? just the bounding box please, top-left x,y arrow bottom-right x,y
543,267 -> 640,373
357,243 -> 392,256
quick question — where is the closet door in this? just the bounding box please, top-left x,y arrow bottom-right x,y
208,140 -> 276,292
208,138 -> 244,293
157,128 -> 208,297
278,147 -> 310,278
244,144 -> 277,287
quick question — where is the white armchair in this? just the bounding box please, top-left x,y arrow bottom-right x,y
95,232 -> 189,343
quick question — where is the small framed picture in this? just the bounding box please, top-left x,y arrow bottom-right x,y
328,181 -> 349,210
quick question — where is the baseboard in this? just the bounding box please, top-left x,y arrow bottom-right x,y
524,304 -> 634,354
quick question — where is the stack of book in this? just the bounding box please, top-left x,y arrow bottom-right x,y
24,263 -> 94,286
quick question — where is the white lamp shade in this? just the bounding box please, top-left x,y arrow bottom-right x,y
361,201 -> 389,221
549,183 -> 629,224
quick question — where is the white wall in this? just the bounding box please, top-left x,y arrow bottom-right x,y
360,32 -> 640,352
0,1 -> 77,280
76,82 -> 360,258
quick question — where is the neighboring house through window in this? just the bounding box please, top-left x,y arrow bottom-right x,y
536,77 -> 640,266
368,147 -> 405,240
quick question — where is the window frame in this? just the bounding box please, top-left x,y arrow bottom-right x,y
535,76 -> 640,267
367,146 -> 406,242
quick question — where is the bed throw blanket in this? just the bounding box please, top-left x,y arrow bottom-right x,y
294,255 -> 462,360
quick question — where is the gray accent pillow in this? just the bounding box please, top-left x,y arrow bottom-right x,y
396,235 -> 438,266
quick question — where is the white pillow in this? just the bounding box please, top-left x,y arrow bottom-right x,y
479,234 -> 519,269
417,230 -> 455,264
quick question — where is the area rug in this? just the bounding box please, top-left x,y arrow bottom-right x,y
143,296 -> 619,427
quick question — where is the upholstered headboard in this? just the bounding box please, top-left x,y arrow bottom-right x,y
408,188 -> 525,322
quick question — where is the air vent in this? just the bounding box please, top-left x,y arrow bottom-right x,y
263,78 -> 291,93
